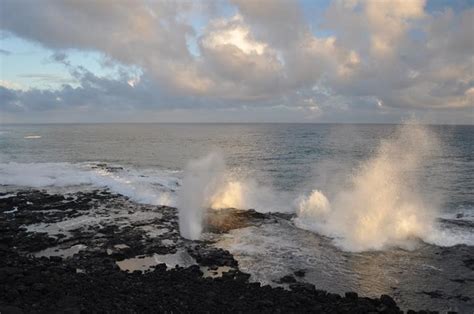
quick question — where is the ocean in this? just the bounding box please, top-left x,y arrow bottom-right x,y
1,123 -> 473,311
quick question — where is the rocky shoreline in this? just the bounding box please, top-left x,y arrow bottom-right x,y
0,188 -> 439,313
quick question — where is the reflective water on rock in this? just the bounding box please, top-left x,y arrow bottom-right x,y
116,250 -> 195,272
34,244 -> 87,258
201,266 -> 233,278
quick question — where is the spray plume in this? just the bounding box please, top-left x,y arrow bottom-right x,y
178,152 -> 225,240
178,151 -> 291,239
295,123 -> 440,251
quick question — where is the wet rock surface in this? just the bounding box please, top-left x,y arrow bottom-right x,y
0,188 -> 431,313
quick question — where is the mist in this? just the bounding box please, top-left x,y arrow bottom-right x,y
178,151 -> 292,240
294,123 -> 442,251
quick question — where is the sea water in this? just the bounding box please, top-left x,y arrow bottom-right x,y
0,123 -> 472,311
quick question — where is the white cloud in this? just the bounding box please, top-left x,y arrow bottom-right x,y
202,15 -> 267,55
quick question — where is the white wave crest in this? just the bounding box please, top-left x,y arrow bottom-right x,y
0,162 -> 179,206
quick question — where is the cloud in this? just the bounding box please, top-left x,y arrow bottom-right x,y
0,0 -> 472,123
0,80 -> 23,90
365,0 -> 426,58
198,14 -> 286,99
231,0 -> 308,47
18,73 -> 77,85
323,1 -> 474,109
202,15 -> 268,55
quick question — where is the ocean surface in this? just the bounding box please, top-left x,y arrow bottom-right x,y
1,123 -> 473,312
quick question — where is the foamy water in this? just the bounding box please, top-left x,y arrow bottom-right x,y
0,161 -> 179,206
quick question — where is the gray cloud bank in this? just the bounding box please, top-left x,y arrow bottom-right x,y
0,0 -> 473,123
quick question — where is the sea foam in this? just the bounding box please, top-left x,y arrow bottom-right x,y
0,162 -> 178,206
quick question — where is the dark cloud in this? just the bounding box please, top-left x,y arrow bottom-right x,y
50,51 -> 69,65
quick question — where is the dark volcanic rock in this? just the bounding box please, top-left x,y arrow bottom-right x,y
188,245 -> 238,267
277,274 -> 297,284
204,208 -> 269,233
289,282 -> 316,293
0,247 -> 404,313
0,188 -> 413,313
380,294 -> 397,307
294,269 -> 306,277
463,257 -> 474,271
345,291 -> 358,300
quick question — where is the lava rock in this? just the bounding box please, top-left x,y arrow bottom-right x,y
294,269 -> 305,277
289,282 -> 316,293
345,291 -> 358,300
278,275 -> 297,284
380,294 -> 398,307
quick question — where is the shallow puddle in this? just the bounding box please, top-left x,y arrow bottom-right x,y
161,239 -> 175,246
201,266 -> 233,278
116,250 -> 195,272
34,244 -> 87,258
114,244 -> 130,249
107,244 -> 130,255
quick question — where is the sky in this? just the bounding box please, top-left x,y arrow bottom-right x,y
0,0 -> 473,124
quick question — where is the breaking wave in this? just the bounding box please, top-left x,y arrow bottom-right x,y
0,162 -> 178,206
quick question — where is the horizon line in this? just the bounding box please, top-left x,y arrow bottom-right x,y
1,121 -> 473,126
